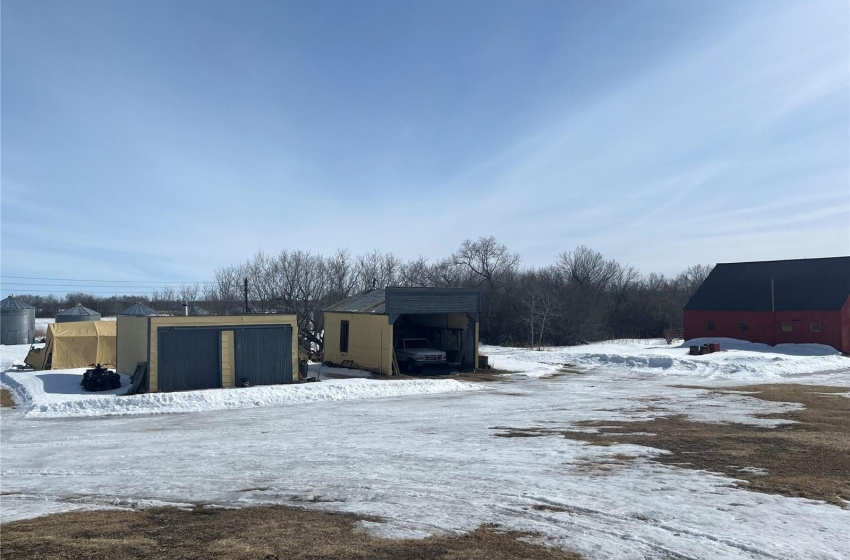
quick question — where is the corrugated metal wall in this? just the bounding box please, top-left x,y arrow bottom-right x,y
157,329 -> 221,392
235,327 -> 293,386
385,288 -> 480,319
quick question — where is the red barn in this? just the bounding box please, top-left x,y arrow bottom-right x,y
683,256 -> 850,353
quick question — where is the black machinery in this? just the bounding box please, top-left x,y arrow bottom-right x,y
81,364 -> 121,392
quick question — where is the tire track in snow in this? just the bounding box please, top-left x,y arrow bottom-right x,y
512,495 -> 788,559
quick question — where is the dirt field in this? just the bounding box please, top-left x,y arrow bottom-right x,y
1,388 -> 16,408
496,383 -> 850,507
0,506 -> 581,560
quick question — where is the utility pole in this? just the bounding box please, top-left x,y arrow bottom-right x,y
244,277 -> 249,314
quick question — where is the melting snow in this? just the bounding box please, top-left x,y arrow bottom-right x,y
1,339 -> 848,559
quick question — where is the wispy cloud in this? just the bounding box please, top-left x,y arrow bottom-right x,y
1,0 -> 846,288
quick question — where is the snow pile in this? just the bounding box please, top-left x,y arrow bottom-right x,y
1,367 -> 478,419
482,338 -> 847,380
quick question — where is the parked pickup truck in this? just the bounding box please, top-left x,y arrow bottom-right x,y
394,338 -> 446,372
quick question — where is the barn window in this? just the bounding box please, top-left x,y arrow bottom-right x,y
706,321 -> 715,330
738,321 -> 748,331
781,322 -> 792,332
810,322 -> 822,333
339,320 -> 350,353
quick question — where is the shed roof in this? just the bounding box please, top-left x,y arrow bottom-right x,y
684,256 -> 850,312
120,303 -> 158,316
0,295 -> 35,310
325,287 -> 481,321
325,289 -> 388,314
57,303 -> 100,317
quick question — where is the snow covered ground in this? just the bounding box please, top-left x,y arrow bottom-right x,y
1,339 -> 848,559
482,338 -> 849,381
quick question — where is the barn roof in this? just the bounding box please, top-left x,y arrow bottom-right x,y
684,256 -> 850,312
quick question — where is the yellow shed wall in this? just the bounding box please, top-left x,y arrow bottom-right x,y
116,316 -> 150,375
324,312 -> 394,375
220,330 -> 235,387
147,315 -> 298,393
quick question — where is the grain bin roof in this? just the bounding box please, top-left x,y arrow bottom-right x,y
57,303 -> 100,317
0,296 -> 35,310
120,303 -> 158,316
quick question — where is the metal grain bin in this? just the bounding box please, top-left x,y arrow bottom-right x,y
0,295 -> 36,345
56,303 -> 101,323
119,303 -> 158,316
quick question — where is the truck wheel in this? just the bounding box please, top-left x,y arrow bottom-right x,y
406,358 -> 417,373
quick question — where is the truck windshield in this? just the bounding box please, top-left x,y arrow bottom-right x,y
405,339 -> 432,349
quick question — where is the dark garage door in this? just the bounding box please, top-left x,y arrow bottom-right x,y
235,327 -> 292,386
158,329 -> 221,392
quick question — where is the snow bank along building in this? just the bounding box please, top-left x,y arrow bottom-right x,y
684,256 -> 850,353
323,287 -> 481,374
117,314 -> 298,392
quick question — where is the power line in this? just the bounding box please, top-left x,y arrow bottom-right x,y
0,275 -> 214,284
1,283 -> 212,289
0,289 -> 165,295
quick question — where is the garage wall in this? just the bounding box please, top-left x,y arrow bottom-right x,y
404,313 -> 470,329
221,330 -> 235,388
400,313 -> 478,369
147,315 -> 298,392
324,312 -> 394,375
116,316 -> 149,375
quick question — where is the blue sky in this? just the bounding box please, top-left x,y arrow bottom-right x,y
2,0 -> 848,296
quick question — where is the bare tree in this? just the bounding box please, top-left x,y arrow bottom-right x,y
209,266 -> 243,313
355,250 -> 403,290
178,283 -> 201,305
453,236 -> 520,290
675,264 -> 713,295
398,256 -> 431,287
326,249 -> 357,300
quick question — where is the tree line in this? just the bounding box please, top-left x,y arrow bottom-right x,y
14,237 -> 711,354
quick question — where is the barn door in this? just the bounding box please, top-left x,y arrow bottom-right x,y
158,329 -> 221,392
234,327 -> 292,386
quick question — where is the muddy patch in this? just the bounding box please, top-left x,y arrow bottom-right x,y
1,388 -> 17,408
0,505 -> 582,560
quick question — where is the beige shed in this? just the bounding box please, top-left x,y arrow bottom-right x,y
117,315 -> 298,393
323,287 -> 480,375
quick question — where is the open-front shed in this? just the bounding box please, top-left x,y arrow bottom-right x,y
323,287 -> 480,374
117,315 -> 298,392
